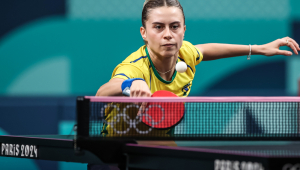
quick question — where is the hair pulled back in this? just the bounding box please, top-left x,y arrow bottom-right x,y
142,0 -> 185,28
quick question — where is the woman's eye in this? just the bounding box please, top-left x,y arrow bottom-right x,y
155,25 -> 162,29
172,25 -> 179,29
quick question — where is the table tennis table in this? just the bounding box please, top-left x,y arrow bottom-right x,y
1,135 -> 300,170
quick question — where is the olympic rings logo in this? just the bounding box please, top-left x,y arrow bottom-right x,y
282,164 -> 300,170
99,104 -> 165,134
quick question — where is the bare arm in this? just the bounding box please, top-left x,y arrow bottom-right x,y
96,78 -> 124,96
96,78 -> 151,97
196,37 -> 300,61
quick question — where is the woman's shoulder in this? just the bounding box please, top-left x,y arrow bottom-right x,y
111,45 -> 149,79
179,41 -> 198,57
180,41 -> 196,52
179,41 -> 203,65
116,45 -> 149,72
122,46 -> 147,65
122,45 -> 147,64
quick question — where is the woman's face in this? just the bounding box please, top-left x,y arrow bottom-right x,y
141,6 -> 186,58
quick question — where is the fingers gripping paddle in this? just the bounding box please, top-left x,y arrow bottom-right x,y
141,90 -> 185,129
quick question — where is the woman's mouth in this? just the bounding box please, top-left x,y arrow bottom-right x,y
162,44 -> 175,47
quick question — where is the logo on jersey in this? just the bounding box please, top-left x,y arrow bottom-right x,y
182,82 -> 192,96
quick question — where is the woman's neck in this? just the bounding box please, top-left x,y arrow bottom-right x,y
147,47 -> 178,81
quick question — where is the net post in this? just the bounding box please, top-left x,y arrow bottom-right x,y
77,96 -> 90,138
298,79 -> 300,134
298,78 -> 300,96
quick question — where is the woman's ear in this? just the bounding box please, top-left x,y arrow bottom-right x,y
183,25 -> 186,38
140,26 -> 147,41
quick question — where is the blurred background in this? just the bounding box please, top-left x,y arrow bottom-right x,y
0,0 -> 300,169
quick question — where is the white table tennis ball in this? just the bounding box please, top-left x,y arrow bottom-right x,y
176,61 -> 187,73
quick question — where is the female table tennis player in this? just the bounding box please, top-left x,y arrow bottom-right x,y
91,0 -> 300,169
96,0 -> 299,137
97,0 -> 299,98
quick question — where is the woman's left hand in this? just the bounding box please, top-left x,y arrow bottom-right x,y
258,37 -> 300,56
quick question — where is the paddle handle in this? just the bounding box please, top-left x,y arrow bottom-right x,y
122,87 -> 130,96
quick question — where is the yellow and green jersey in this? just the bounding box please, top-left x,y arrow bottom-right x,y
102,41 -> 203,136
112,41 -> 203,97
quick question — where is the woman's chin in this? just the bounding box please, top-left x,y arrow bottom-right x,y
160,52 -> 177,58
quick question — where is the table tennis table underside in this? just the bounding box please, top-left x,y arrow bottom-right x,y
0,135 -> 300,170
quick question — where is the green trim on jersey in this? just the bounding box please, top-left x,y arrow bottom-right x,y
146,47 -> 177,84
167,127 -> 175,135
101,123 -> 108,137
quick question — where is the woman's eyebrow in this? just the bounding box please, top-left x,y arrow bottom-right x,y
152,22 -> 164,25
152,21 -> 181,25
170,21 -> 181,24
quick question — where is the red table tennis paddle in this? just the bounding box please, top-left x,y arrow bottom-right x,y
140,90 -> 185,129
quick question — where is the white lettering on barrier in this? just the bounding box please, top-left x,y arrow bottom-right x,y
5,144 -> 8,155
1,143 -> 5,155
9,144 -> 13,156
25,145 -> 29,157
34,145 -> 38,157
0,143 -> 38,158
15,144 -> 19,156
282,163 -> 300,170
215,159 -> 264,170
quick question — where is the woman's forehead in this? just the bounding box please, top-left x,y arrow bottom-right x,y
147,6 -> 184,23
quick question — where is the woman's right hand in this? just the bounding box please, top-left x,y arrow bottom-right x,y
130,80 -> 151,115
130,80 -> 151,97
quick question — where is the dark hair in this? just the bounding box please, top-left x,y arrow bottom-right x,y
142,0 -> 185,28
